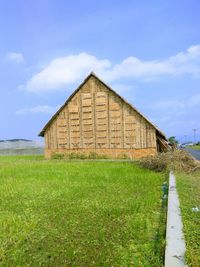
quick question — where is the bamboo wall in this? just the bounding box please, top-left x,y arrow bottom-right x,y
44,76 -> 157,158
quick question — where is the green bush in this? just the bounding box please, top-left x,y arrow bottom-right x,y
77,153 -> 87,159
67,152 -> 77,159
52,153 -> 65,159
88,152 -> 98,159
52,152 -> 109,160
96,154 -> 109,159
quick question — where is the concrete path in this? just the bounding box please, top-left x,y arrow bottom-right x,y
184,148 -> 200,161
165,171 -> 187,267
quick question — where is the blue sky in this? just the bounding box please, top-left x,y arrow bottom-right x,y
0,0 -> 200,142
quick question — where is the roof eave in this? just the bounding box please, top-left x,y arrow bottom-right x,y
38,131 -> 44,137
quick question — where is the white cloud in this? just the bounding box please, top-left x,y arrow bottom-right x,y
103,45 -> 200,81
7,52 -> 24,63
15,105 -> 61,115
22,45 -> 200,93
25,53 -> 110,92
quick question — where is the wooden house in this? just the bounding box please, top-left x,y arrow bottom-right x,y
39,73 -> 169,159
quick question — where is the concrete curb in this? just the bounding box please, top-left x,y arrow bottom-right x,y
165,171 -> 187,267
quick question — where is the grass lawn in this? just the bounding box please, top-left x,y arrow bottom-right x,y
176,171 -> 200,266
0,156 -> 166,266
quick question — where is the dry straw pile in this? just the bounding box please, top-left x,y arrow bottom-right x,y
138,149 -> 200,173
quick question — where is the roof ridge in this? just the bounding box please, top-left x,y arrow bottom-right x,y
39,72 -> 166,139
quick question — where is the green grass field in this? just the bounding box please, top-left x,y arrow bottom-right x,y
176,171 -> 200,266
0,156 -> 166,266
0,147 -> 44,155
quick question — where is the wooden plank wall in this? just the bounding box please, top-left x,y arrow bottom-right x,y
45,77 -> 157,150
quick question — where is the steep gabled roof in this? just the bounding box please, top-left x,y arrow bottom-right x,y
39,72 -> 166,139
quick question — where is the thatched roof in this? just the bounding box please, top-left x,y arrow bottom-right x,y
39,72 -> 167,139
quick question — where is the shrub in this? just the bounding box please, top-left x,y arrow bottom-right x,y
67,152 -> 77,159
96,154 -> 109,159
77,153 -> 87,160
88,152 -> 98,159
52,153 -> 65,159
87,152 -> 108,159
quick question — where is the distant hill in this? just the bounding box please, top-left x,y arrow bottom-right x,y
0,139 -> 44,155
0,139 -> 32,142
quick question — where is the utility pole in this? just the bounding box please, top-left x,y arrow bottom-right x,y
193,129 -> 197,144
